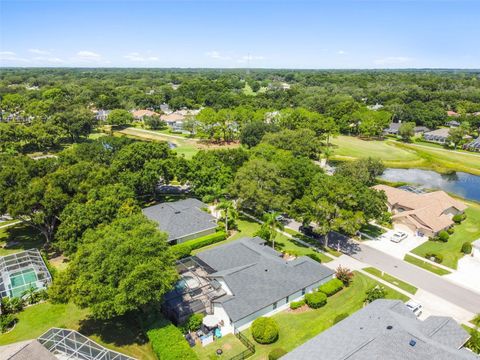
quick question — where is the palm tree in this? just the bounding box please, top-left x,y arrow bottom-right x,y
216,199 -> 238,234
263,212 -> 284,250
22,286 -> 38,305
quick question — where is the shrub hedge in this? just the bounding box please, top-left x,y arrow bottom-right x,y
452,214 -> 463,224
171,231 -> 227,259
426,253 -> 443,263
318,278 -> 344,296
290,299 -> 305,310
268,348 -> 288,360
306,253 -> 322,263
305,291 -> 327,309
182,313 -> 204,333
461,242 -> 472,254
147,319 -> 198,360
251,317 -> 279,344
438,230 -> 450,242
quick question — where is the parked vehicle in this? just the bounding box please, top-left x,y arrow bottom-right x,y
390,231 -> 408,243
405,300 -> 422,317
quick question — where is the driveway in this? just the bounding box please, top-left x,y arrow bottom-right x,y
338,239 -> 480,313
445,255 -> 480,294
362,228 -> 428,259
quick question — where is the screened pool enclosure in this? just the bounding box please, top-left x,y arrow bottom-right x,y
0,249 -> 52,299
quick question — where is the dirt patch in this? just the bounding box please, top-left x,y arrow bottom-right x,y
286,304 -> 311,314
222,343 -> 232,351
49,254 -> 69,270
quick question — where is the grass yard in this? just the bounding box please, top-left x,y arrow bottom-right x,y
403,254 -> 451,275
363,267 -> 418,294
241,272 -> 408,359
193,334 -> 249,359
331,135 -> 480,176
0,223 -> 44,256
0,302 -> 156,359
411,201 -> 480,269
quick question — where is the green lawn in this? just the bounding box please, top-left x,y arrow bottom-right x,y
411,201 -> 480,269
403,254 -> 451,275
193,334 -> 249,359
363,267 -> 418,295
331,135 -> 480,176
0,223 -> 44,256
199,215 -> 333,263
0,302 -> 156,359
241,272 -> 408,359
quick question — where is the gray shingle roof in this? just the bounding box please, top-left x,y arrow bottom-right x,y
1,340 -> 57,360
142,198 -> 217,241
195,237 -> 334,322
282,299 -> 477,360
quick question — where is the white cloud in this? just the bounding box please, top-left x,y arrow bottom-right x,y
123,52 -> 159,62
205,51 -> 231,60
29,48 -> 51,55
237,54 -> 265,63
0,51 -> 30,63
77,50 -> 101,59
337,50 -> 347,55
374,56 -> 413,66
32,56 -> 65,64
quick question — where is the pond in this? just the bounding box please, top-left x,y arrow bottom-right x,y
379,168 -> 480,202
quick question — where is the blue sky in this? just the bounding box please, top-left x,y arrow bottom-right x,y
1,0 -> 479,68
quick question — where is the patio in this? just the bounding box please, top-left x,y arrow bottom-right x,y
163,257 -> 226,325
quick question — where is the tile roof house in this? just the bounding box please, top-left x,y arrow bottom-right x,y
282,299 -> 476,360
160,109 -> 200,131
424,127 -> 451,144
373,185 -> 467,237
163,237 -> 334,334
447,110 -> 461,117
131,109 -> 159,119
142,198 -> 217,244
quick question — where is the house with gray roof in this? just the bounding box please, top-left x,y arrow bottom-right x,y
163,237 -> 334,334
465,136 -> 480,152
384,122 -> 430,136
142,198 -> 217,244
282,299 -> 477,360
424,127 -> 451,144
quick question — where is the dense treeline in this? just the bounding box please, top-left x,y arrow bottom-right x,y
1,69 -> 480,153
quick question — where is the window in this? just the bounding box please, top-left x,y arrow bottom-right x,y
273,302 -> 277,310
302,288 -> 306,295
286,296 -> 289,303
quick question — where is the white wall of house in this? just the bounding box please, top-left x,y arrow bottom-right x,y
213,302 -> 235,335
214,275 -> 333,335
173,227 -> 217,244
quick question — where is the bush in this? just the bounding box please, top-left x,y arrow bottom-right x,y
251,317 -> 279,344
426,253 -> 443,263
0,314 -> 16,333
305,291 -> 327,309
365,285 -> 386,303
438,230 -> 450,242
335,266 -> 354,286
452,214 -> 463,224
269,348 -> 287,360
333,313 -> 349,324
461,242 -> 472,254
306,253 -> 322,263
290,299 -> 305,310
318,278 -> 344,296
183,313 -> 204,333
146,319 -> 198,360
1,297 -> 24,314
171,231 -> 227,259
447,227 -> 455,235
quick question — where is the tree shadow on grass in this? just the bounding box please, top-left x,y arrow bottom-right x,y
78,313 -> 148,347
0,223 -> 44,253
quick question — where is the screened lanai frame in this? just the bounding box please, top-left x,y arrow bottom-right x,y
0,248 -> 52,299
38,328 -> 136,360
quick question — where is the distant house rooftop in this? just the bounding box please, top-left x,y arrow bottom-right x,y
142,198 -> 217,243
131,109 -> 158,119
283,299 -> 476,360
446,120 -> 461,127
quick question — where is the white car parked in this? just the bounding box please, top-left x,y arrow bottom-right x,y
406,300 -> 423,317
390,231 -> 408,243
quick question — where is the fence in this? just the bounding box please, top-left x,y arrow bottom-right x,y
228,328 -> 256,360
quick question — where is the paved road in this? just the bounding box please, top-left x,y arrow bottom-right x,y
349,243 -> 480,313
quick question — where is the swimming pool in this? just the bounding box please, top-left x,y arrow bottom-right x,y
8,268 -> 39,298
